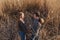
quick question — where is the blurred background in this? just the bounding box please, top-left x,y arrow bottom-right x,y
0,0 -> 60,40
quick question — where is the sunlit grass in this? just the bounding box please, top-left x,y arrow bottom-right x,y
0,0 -> 60,40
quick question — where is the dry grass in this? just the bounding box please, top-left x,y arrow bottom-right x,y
0,0 -> 60,40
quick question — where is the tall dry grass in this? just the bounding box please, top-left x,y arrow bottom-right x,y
0,0 -> 60,40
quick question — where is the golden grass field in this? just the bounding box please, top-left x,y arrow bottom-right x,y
0,0 -> 60,40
